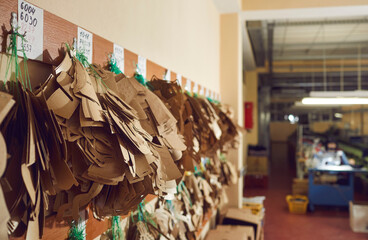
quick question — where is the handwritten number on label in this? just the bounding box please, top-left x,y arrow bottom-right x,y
20,1 -> 38,27
20,2 -> 36,15
23,43 -> 31,53
20,12 -> 37,27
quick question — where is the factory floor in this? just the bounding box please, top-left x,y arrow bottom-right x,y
244,149 -> 368,240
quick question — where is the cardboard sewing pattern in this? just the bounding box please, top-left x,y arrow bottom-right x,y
0,92 -> 14,240
139,154 -> 238,240
147,77 -> 239,171
0,46 -> 240,239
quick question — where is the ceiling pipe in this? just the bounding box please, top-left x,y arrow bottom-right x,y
267,22 -> 275,79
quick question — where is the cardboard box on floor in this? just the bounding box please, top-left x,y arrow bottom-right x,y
350,201 -> 368,233
218,225 -> 254,240
292,178 -> 308,195
205,225 -> 254,240
247,156 -> 268,175
222,208 -> 264,240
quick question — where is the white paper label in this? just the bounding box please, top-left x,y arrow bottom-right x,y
199,86 -> 204,96
185,79 -> 191,92
113,43 -> 124,73
164,69 -> 171,82
77,27 -> 93,63
177,74 -> 182,86
193,82 -> 198,94
137,56 -> 146,78
17,0 -> 43,60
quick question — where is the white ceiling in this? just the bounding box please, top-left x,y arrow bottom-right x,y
272,18 -> 368,60
212,0 -> 241,14
241,5 -> 368,69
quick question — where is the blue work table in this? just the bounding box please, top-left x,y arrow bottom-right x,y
308,166 -> 368,211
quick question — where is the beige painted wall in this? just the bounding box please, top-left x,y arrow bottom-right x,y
340,105 -> 366,135
27,0 -> 221,93
220,13 -> 243,208
220,13 -> 243,123
270,122 -> 297,142
244,71 -> 258,145
242,0 -> 368,10
310,121 -> 344,133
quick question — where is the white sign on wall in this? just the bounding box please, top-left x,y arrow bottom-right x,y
177,74 -> 182,86
193,82 -> 198,94
77,27 -> 93,63
199,86 -> 204,96
113,43 -> 124,73
185,79 -> 191,92
137,55 -> 147,78
164,69 -> 171,82
206,88 -> 210,98
17,0 -> 44,60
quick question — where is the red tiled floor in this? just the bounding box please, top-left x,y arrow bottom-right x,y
244,148 -> 368,240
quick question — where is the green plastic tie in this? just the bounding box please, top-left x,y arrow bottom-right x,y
219,153 -> 227,163
134,62 -> 148,87
177,181 -> 192,207
134,73 -> 146,86
5,28 -> 31,92
108,54 -> 123,74
67,220 -> 85,240
111,216 -> 123,240
74,45 -> 108,91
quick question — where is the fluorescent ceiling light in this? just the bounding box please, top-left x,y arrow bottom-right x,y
334,113 -> 343,118
302,97 -> 368,105
293,101 -> 338,108
310,91 -> 368,98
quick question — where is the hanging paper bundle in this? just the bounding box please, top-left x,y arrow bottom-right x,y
127,201 -> 160,240
152,199 -> 177,240
0,11 -> 241,240
0,12 -> 64,239
147,77 -> 200,172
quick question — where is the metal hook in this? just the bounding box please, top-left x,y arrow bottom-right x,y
10,12 -> 26,37
10,12 -> 18,33
72,37 -> 77,50
69,37 -> 77,57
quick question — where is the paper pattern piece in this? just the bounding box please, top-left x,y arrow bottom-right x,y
17,0 -> 44,60
113,43 -> 124,73
77,27 -> 93,63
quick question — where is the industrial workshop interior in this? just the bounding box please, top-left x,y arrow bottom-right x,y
1,0 -> 368,239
